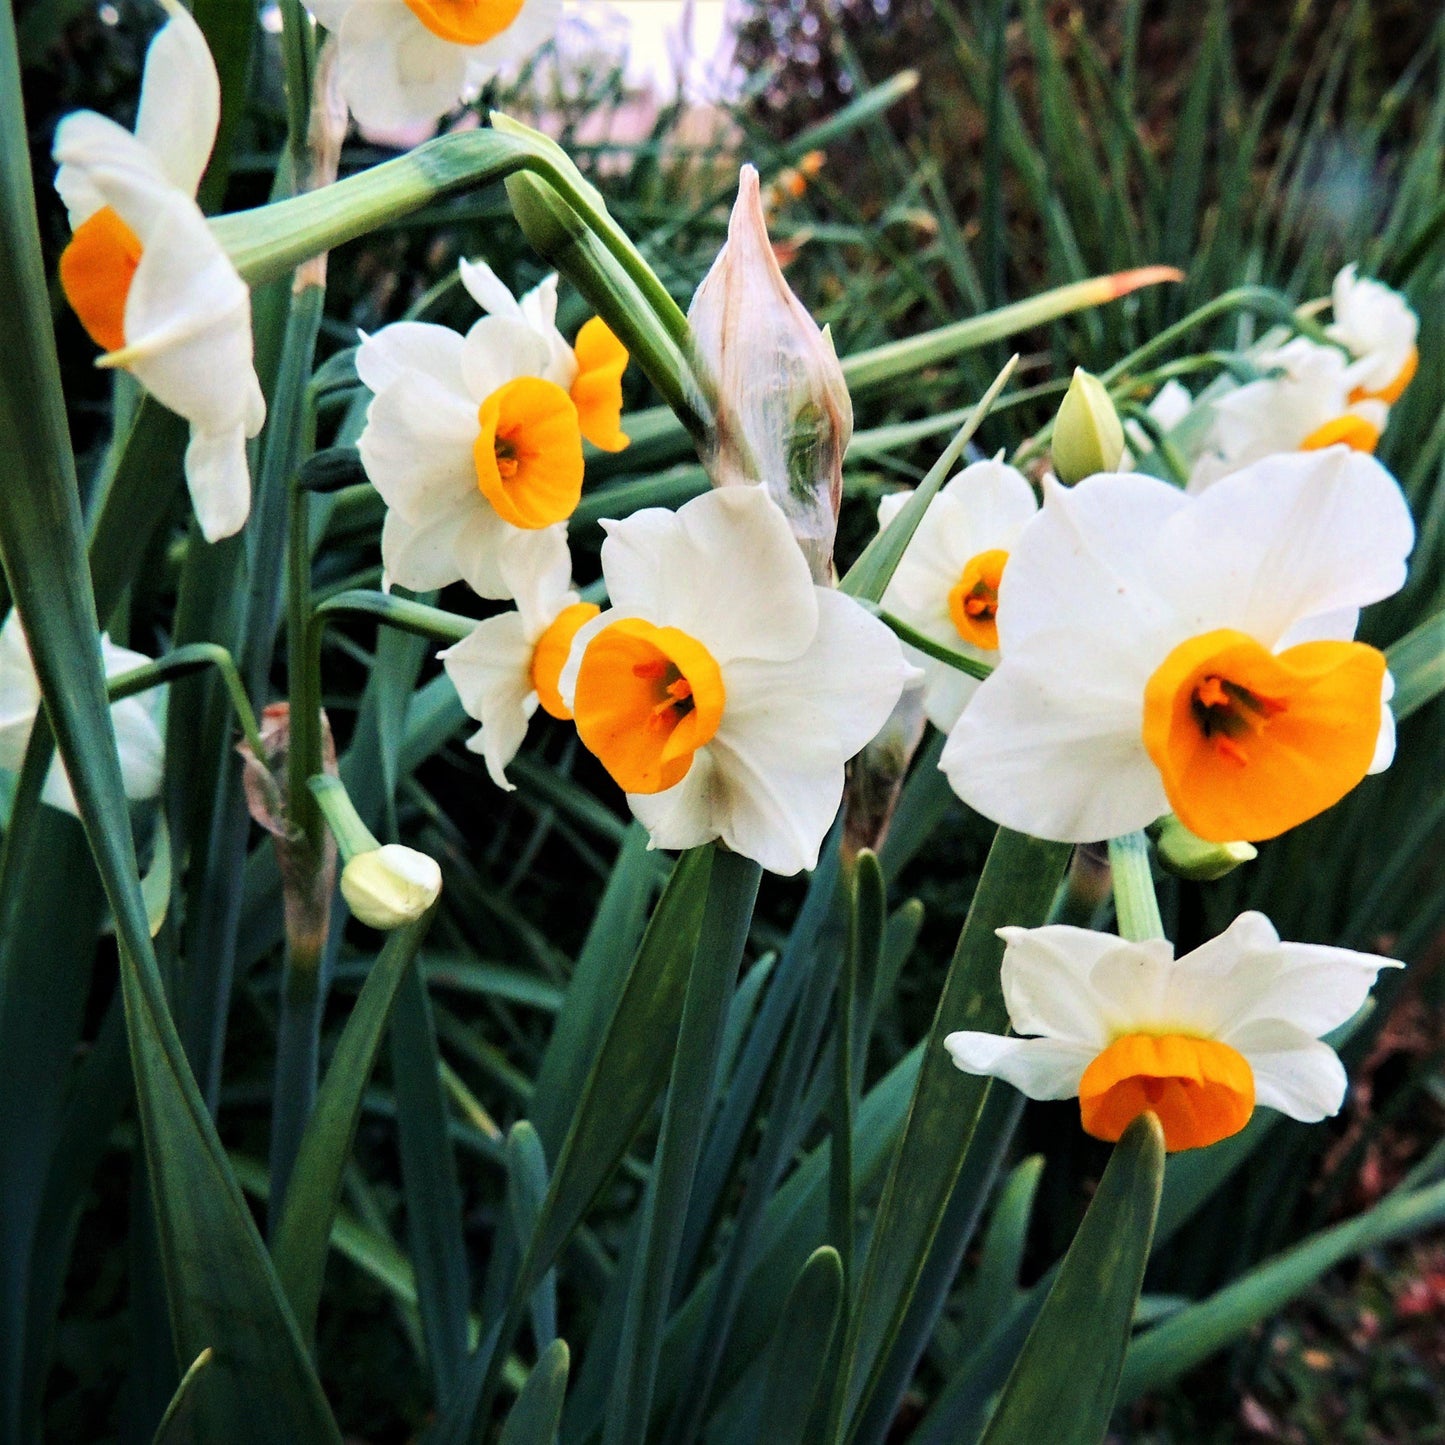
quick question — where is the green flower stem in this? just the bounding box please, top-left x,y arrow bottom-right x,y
277,0 -> 315,179
286,477 -> 325,863
308,775 -> 382,863
869,607 -> 993,680
1107,831 -> 1166,943
105,643 -> 266,763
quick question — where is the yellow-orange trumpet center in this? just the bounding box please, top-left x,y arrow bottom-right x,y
572,619 -> 725,794
1079,1033 -> 1254,1152
474,377 -> 584,530
569,317 -> 630,452
529,601 -> 600,720
1350,346 -> 1417,406
1300,413 -> 1380,454
403,0 -> 524,45
947,548 -> 1009,651
1142,628 -> 1385,843
59,205 -> 143,354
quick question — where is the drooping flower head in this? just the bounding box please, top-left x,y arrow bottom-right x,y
459,258 -> 630,451
440,544 -> 598,788
945,913 -> 1400,1152
0,614 -> 164,816
557,487 -> 917,875
356,308 -> 587,598
878,456 -> 1037,732
1327,264 -> 1419,405
307,0 -> 560,133
943,449 -> 1413,844
53,0 -> 265,542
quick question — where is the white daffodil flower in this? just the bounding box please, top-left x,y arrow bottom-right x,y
459,258 -> 630,451
439,544 -> 598,788
0,614 -> 163,816
1189,338 -> 1386,491
945,912 -> 1400,1152
557,487 -> 918,876
307,0 -> 560,132
1327,264 -> 1419,404
877,456 -> 1037,732
52,0 -> 265,543
355,312 -> 585,598
942,449 -> 1414,845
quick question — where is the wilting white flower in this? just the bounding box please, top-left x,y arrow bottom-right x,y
1327,264 -> 1419,403
341,844 -> 442,929
687,164 -> 852,583
0,614 -> 163,816
1190,338 -> 1386,491
877,456 -> 1037,732
942,449 -> 1413,844
356,312 -> 584,598
52,0 -> 265,543
558,487 -> 917,875
945,912 -> 1400,1152
440,544 -> 597,788
459,258 -> 629,451
307,0 -> 560,132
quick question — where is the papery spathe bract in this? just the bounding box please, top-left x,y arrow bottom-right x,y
944,912 -> 1400,1151
557,487 -> 917,875
307,0 -> 561,133
355,310 -> 581,598
1328,264 -> 1419,403
687,164 -> 852,583
942,449 -> 1413,844
0,614 -> 163,817
440,544 -> 597,789
877,455 -> 1037,732
53,0 -> 264,543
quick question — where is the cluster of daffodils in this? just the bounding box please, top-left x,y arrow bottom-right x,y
947,913 -> 1399,1152
1154,267 -> 1419,492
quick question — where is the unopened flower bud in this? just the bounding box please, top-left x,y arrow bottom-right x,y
1155,815 -> 1257,882
1052,367 -> 1125,484
341,845 -> 442,930
687,164 -> 852,583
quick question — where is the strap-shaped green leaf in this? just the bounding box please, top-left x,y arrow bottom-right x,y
0,12 -> 339,1435
978,1113 -> 1165,1445
499,1338 -> 570,1445
756,1248 -> 846,1445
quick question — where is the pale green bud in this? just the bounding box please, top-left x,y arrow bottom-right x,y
1155,815 -> 1257,882
1052,367 -> 1125,484
341,845 -> 442,930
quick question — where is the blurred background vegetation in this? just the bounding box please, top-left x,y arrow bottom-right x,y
13,0 -> 1445,1439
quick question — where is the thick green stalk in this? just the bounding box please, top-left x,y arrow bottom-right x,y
1107,831 -> 1165,942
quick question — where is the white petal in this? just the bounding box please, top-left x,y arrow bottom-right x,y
943,1032 -> 1095,1100
458,257 -> 525,320
184,425 -> 253,542
626,749 -> 725,855
335,3 -> 471,132
1228,1018 -> 1349,1121
1369,671 -> 1396,774
1150,449 -> 1415,646
994,472 -> 1188,655
381,506 -> 467,591
465,0 -> 563,70
455,516 -> 569,603
1084,938 -> 1185,1033
110,693 -> 165,801
936,457 -> 1039,549
358,371 -> 479,519
997,925 -> 1134,1046
460,315 -> 554,401
918,656 -> 980,734
356,320 -> 468,396
134,4 -> 219,196
598,487 -> 818,665
440,614 -> 537,790
53,112 -> 161,226
939,642 -> 1168,843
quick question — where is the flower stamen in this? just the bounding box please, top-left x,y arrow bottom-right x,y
947,548 -> 1010,651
